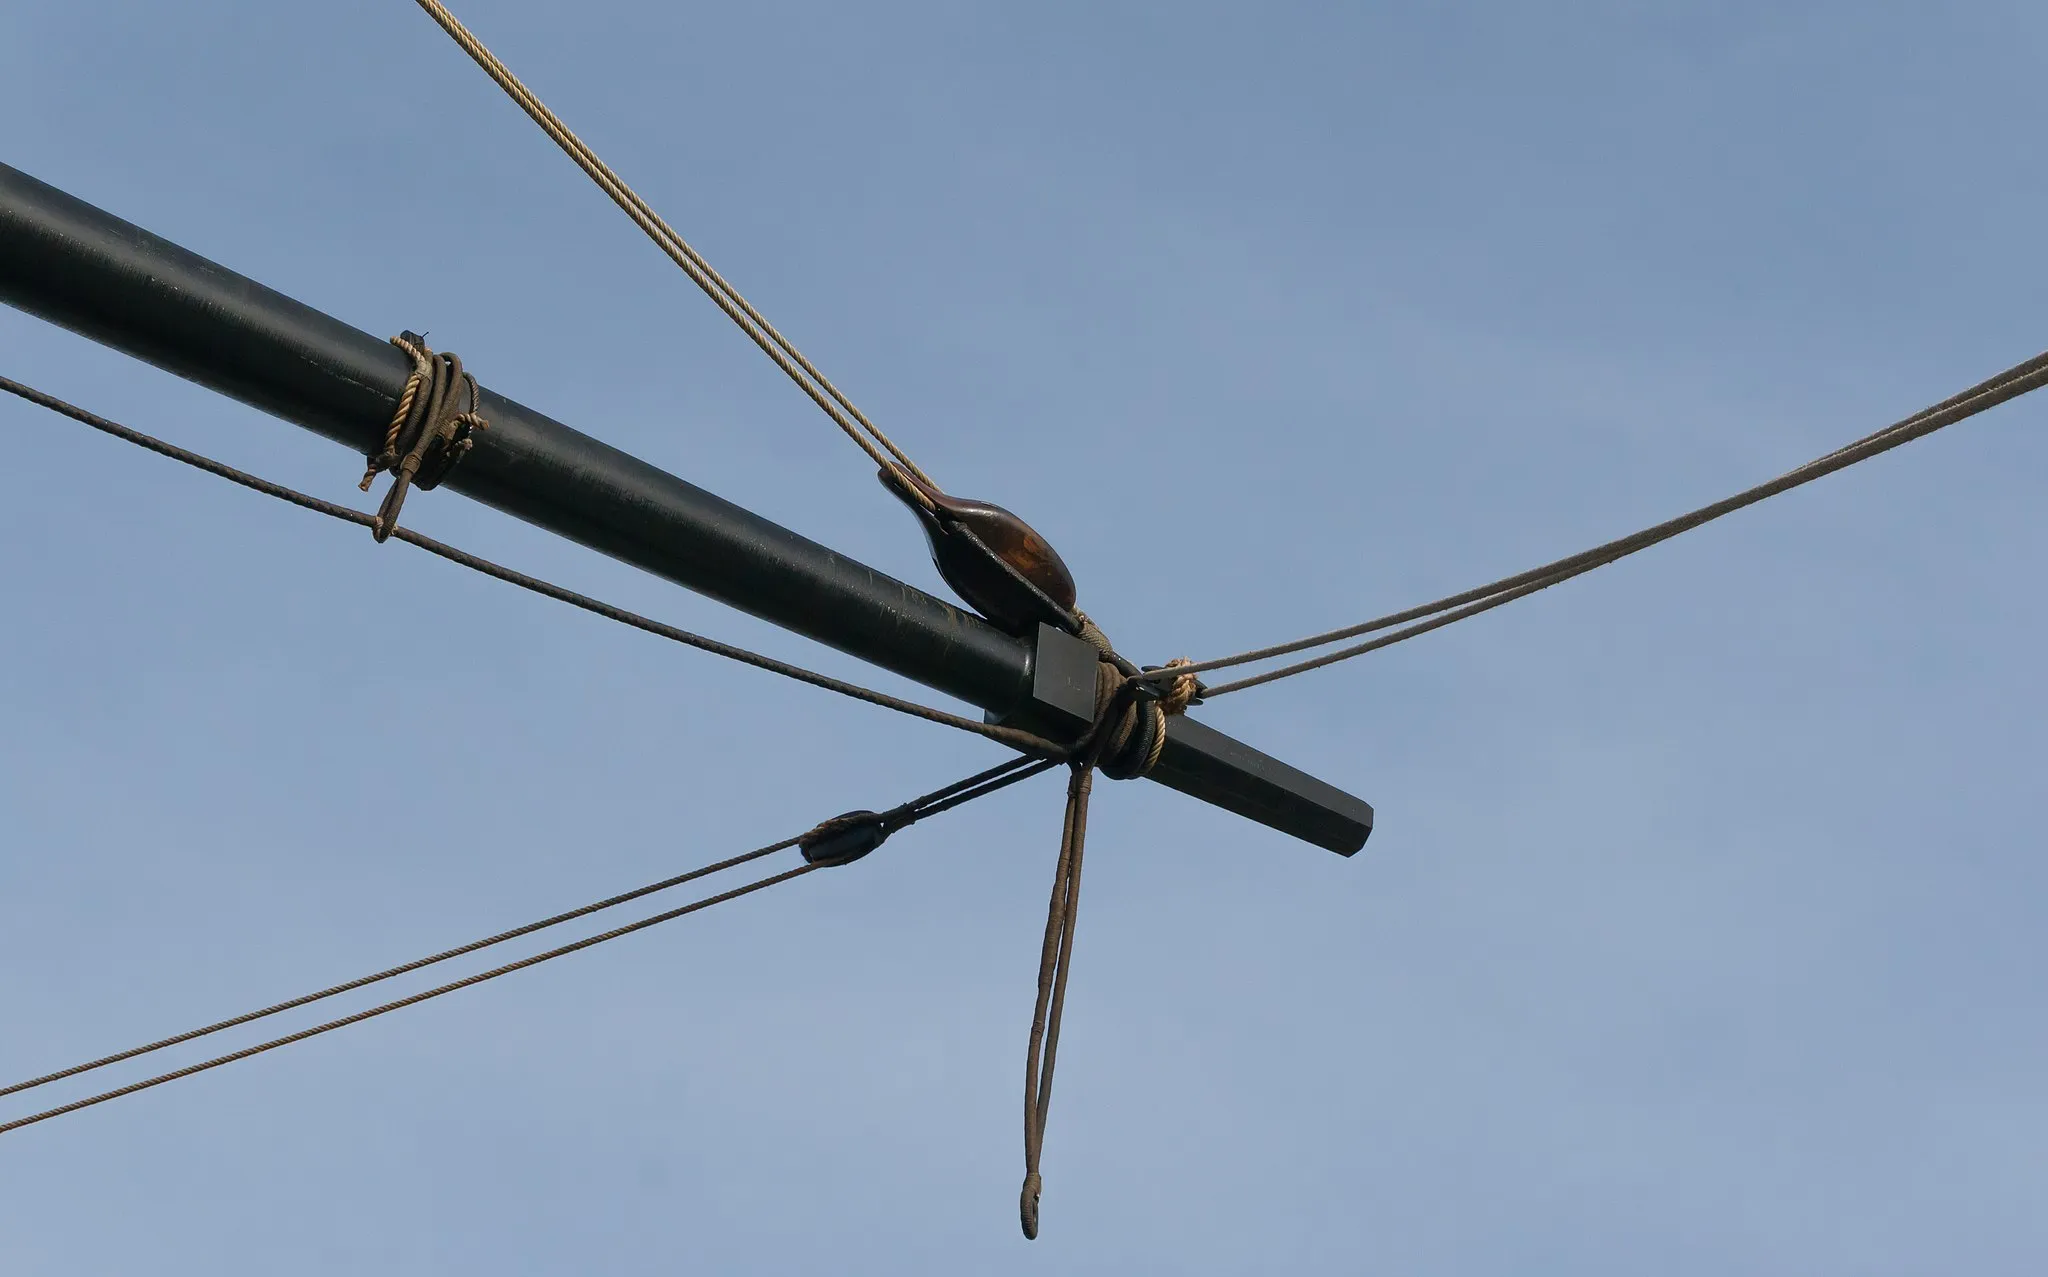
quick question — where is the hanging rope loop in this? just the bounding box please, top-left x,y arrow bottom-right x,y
360,332 -> 488,541
1018,622 -> 1193,1240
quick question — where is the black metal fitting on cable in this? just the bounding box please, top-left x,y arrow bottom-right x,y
797,811 -> 893,867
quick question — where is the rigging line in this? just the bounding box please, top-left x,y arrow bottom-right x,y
0,842 -> 793,1103
905,754 -> 1064,822
1138,346 -> 2048,695
0,863 -> 816,1138
0,374 -> 1064,758
0,753 -> 1054,1105
407,0 -> 942,508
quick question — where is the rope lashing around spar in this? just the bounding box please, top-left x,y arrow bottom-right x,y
359,332 -> 488,540
1076,614 -> 1197,778
1019,619 -> 1195,1240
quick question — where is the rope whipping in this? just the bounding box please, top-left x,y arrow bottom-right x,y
0,756 -> 1058,1137
1131,346 -> 2048,697
0,373 -> 1064,759
407,0 -> 945,515
1017,623 -> 1196,1239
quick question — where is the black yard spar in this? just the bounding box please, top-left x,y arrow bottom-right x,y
0,162 -> 1373,855
0,147 -> 1373,1240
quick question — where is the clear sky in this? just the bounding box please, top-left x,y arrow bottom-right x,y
3,2 -> 2045,1272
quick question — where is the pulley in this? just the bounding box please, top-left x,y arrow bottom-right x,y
879,466 -> 1079,636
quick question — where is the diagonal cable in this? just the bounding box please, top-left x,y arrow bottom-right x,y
0,864 -> 814,1138
408,0 -> 942,509
1137,347 -> 2048,696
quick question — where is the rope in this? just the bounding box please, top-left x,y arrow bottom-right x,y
0,864 -> 813,1138
357,332 -> 487,541
0,374 -> 1065,759
1131,347 -> 2048,696
1075,616 -> 1195,777
1017,624 -> 1190,1239
363,333 -> 431,489
406,0 -> 943,515
0,378 -> 1180,1206
0,756 -> 1057,1136
408,0 -> 1199,674
1019,758 -> 1096,1240
0,838 -> 792,1103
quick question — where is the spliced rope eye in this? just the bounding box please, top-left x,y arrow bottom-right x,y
359,332 -> 487,541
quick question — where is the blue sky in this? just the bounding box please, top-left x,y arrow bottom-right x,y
3,2 -> 2045,1271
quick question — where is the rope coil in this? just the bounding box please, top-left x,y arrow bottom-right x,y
359,332 -> 487,541
1076,616 -> 1195,779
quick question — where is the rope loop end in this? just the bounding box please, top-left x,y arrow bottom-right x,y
1019,1172 -> 1043,1240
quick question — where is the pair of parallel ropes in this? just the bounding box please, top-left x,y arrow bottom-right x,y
2,0 -> 2044,1239
407,0 -> 2048,701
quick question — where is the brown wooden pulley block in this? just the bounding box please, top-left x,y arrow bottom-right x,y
879,466 -> 1079,637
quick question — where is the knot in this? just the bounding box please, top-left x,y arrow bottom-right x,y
360,332 -> 487,542
1073,613 -> 1195,781
1019,1171 -> 1043,1240
1154,656 -> 1198,716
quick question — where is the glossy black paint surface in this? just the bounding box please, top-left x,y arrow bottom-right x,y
0,162 -> 1030,713
0,162 -> 1372,853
